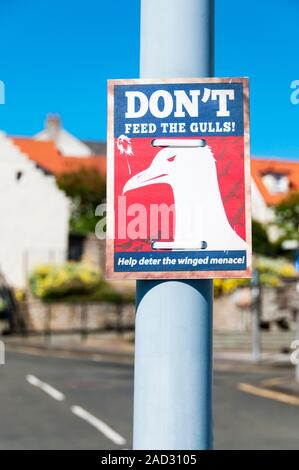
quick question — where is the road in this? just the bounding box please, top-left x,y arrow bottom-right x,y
0,350 -> 299,450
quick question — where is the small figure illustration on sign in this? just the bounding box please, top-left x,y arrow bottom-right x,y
117,134 -> 134,174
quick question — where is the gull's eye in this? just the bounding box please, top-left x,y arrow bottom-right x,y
167,155 -> 176,162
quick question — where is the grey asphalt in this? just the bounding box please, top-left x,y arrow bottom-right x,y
0,349 -> 299,450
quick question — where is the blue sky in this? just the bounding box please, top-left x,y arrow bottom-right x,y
0,0 -> 298,159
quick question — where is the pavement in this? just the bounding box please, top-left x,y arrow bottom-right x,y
3,333 -> 135,363
3,332 -> 296,367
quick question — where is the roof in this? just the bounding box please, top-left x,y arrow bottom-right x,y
251,158 -> 299,205
83,140 -> 107,155
11,138 -> 106,176
35,128 -> 93,157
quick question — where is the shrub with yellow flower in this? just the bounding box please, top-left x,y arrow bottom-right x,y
29,262 -> 134,304
214,256 -> 296,298
30,262 -> 102,301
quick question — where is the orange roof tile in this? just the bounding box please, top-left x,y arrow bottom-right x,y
11,138 -> 106,176
251,158 -> 299,205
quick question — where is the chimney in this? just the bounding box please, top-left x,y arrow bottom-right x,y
45,114 -> 61,141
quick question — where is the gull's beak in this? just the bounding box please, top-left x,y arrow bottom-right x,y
123,167 -> 168,194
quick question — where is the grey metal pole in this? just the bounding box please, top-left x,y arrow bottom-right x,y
251,269 -> 261,363
296,282 -> 299,382
252,300 -> 261,363
133,0 -> 214,450
296,313 -> 299,382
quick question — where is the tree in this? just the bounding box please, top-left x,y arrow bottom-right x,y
252,219 -> 270,255
274,192 -> 299,241
56,168 -> 106,235
252,219 -> 284,257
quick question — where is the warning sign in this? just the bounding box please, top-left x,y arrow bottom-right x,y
106,78 -> 251,279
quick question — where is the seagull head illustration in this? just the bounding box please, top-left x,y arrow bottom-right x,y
122,142 -> 248,251
122,145 -> 215,195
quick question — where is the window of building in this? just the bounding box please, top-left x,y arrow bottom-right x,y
16,171 -> 23,181
262,172 -> 289,194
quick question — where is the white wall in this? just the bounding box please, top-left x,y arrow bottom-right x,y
0,132 -> 70,287
250,179 -> 283,241
251,179 -> 274,224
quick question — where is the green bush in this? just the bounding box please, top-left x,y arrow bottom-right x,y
214,256 -> 296,298
30,262 -> 102,300
29,262 -> 134,304
274,192 -> 299,241
255,256 -> 297,287
252,219 -> 283,257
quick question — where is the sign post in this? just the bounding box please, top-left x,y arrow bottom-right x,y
282,240 -> 299,381
251,269 -> 261,363
106,0 -> 251,449
296,300 -> 299,382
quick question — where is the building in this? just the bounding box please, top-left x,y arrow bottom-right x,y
35,114 -> 107,157
35,114 -> 94,157
0,116 -> 106,287
251,158 -> 299,238
0,131 -> 69,287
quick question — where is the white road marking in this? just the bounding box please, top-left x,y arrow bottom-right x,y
26,374 -> 65,401
26,374 -> 126,445
71,405 -> 126,446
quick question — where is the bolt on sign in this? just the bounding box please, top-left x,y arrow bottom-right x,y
106,78 -> 251,279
